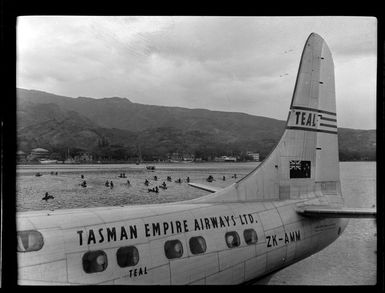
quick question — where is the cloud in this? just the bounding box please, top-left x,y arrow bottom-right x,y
335,55 -> 377,129
17,16 -> 377,129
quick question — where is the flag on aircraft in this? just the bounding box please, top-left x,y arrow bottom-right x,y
289,160 -> 311,178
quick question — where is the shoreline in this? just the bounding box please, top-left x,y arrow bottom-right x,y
16,159 -> 376,166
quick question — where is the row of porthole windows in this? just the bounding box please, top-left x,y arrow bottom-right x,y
82,229 -> 258,274
15,228 -> 257,274
83,246 -> 139,273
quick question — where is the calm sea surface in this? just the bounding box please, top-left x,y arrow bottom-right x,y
16,161 -> 376,285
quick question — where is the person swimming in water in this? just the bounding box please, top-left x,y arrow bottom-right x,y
167,176 -> 172,182
155,186 -> 159,193
81,174 -> 84,179
105,180 -> 110,187
186,177 -> 190,183
110,181 -> 114,188
81,180 -> 87,187
154,175 -> 158,181
223,176 -> 226,181
145,179 -> 149,186
159,181 -> 167,189
127,179 -> 130,185
42,192 -> 54,201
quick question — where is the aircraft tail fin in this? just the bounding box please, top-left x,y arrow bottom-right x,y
192,33 -> 342,204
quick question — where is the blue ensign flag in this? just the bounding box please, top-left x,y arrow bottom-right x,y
289,160 -> 311,178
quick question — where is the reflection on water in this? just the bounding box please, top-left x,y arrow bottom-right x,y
16,161 -> 376,285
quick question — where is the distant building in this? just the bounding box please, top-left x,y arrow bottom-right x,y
224,156 -> 237,162
182,153 -> 194,162
169,152 -> 183,162
169,152 -> 194,162
64,157 -> 76,164
247,151 -> 260,161
74,152 -> 93,162
214,156 -> 237,162
214,156 -> 225,162
16,150 -> 27,162
28,148 -> 50,161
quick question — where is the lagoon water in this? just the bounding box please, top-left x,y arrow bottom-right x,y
16,161 -> 376,285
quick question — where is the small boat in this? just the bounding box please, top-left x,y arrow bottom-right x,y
39,159 -> 57,164
146,166 -> 156,170
35,172 -> 42,177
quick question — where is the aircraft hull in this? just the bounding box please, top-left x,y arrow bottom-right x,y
17,200 -> 348,285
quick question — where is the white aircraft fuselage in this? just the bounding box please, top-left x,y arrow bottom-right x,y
17,199 -> 348,285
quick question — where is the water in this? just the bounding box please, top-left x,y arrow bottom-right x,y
16,162 -> 252,211
16,161 -> 376,285
269,162 -> 377,285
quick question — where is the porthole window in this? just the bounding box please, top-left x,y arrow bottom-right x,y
17,230 -> 44,252
117,246 -> 139,267
83,250 -> 108,273
225,231 -> 240,248
189,236 -> 207,255
164,239 -> 183,259
244,229 -> 258,245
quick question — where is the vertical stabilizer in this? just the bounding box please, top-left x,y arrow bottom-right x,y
194,33 -> 342,204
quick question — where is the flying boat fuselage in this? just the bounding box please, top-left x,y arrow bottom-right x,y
17,199 -> 348,285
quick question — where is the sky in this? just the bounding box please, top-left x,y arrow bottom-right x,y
17,16 -> 377,129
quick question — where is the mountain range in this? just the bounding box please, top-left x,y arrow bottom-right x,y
16,88 -> 376,161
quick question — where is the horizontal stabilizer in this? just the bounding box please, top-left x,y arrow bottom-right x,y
296,205 -> 376,218
188,183 -> 222,193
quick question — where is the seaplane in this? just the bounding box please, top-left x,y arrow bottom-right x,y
17,33 -> 376,285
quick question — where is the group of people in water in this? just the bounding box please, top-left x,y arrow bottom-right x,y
78,174 -> 132,189
144,175 -> 192,194
143,173 -> 238,194
147,175 -> 188,185
119,173 -> 127,178
36,171 -> 59,177
148,186 -> 159,193
41,171 -> 239,202
206,174 -> 237,182
146,178 -> 166,193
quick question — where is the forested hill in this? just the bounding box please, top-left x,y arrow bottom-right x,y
16,88 -> 376,161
